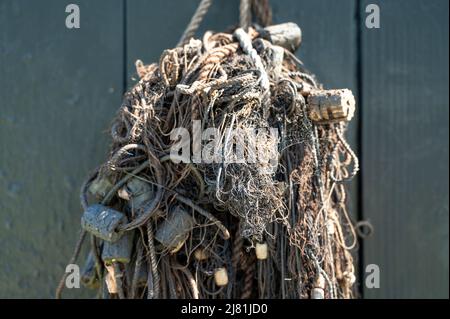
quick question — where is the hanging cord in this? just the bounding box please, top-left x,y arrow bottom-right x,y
241,254 -> 256,299
329,124 -> 359,183
55,230 -> 87,299
240,0 -> 252,29
233,28 -> 270,95
177,0 -> 214,47
147,221 -> 160,299
251,0 -> 272,27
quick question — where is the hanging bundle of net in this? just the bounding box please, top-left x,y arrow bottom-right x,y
57,0 -> 359,299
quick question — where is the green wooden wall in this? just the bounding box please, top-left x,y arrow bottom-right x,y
0,0 -> 447,298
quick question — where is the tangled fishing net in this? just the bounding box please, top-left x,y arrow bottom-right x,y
57,0 -> 359,299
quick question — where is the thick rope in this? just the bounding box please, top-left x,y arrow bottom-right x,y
234,28 -> 270,94
231,228 -> 243,272
240,0 -> 252,30
241,254 -> 255,299
147,221 -> 160,299
180,267 -> 200,299
177,0 -> 213,47
251,0 -> 272,27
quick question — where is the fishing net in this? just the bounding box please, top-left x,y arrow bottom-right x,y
57,0 -> 359,299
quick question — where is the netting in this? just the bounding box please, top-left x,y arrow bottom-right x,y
57,0 -> 359,299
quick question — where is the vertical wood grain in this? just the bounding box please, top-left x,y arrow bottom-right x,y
0,0 -> 124,298
360,0 -> 449,298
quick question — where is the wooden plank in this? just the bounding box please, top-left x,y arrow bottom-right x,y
0,0 -> 124,298
361,0 -> 449,298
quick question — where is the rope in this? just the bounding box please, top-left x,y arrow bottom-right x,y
241,254 -> 255,299
177,0 -> 213,47
180,267 -> 200,299
147,221 -> 160,298
251,0 -> 272,27
175,194 -> 230,239
130,239 -> 144,299
240,0 -> 252,30
55,230 -> 87,299
231,223 -> 243,297
329,125 -> 360,183
233,28 -> 270,94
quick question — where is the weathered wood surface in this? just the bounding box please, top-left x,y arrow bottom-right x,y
361,0 -> 449,298
263,22 -> 302,51
0,0 -> 124,298
307,89 -> 356,123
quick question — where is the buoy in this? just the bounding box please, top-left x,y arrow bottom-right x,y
255,242 -> 268,260
118,178 -> 154,209
155,206 -> 194,253
262,22 -> 302,51
81,204 -> 127,242
102,231 -> 134,265
88,175 -> 113,198
307,89 -> 356,124
311,273 -> 326,299
214,267 -> 229,286
194,248 -> 209,261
